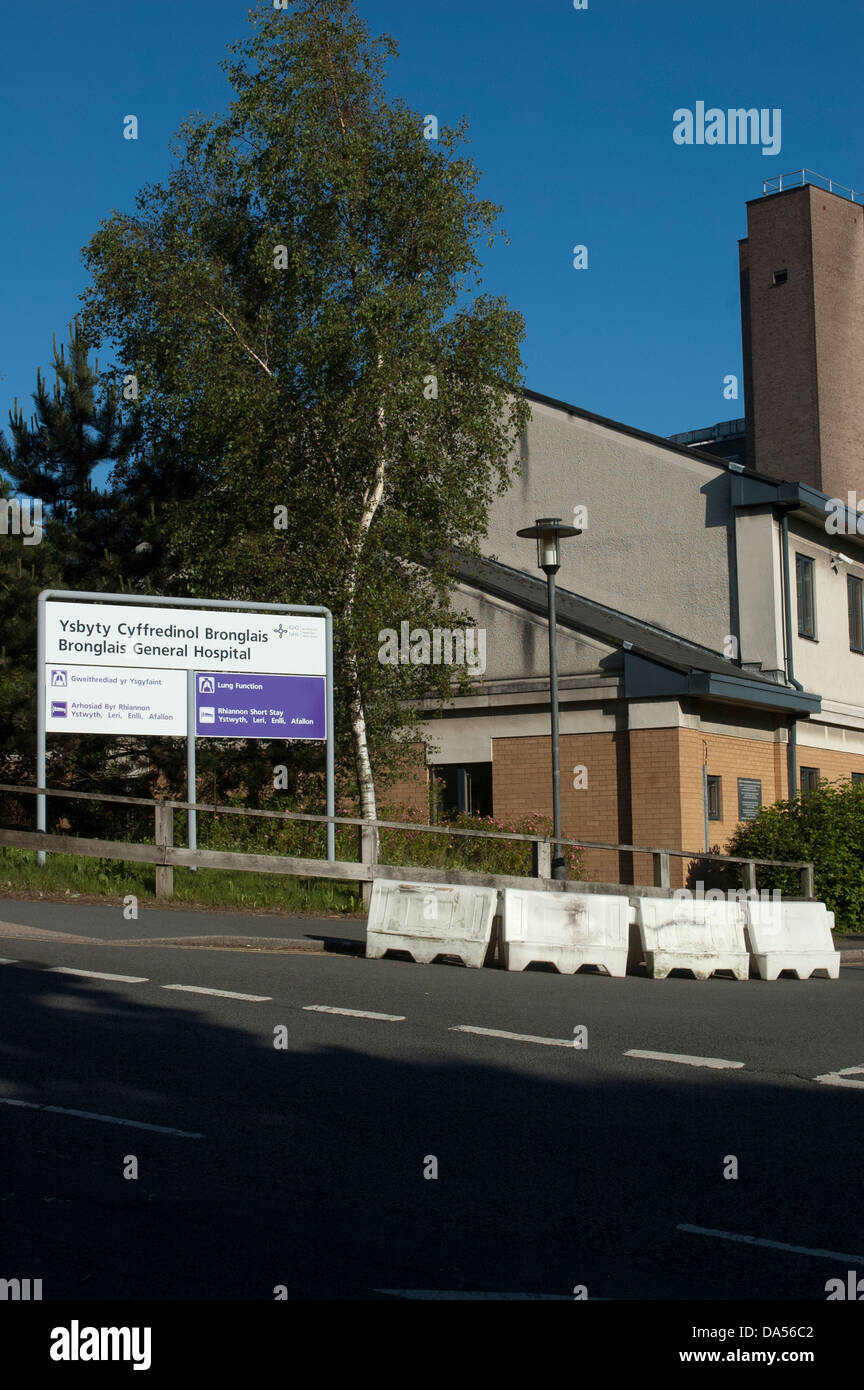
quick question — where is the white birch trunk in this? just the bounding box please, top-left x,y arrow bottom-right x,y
342,368 -> 388,854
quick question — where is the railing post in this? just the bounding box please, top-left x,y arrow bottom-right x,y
358,823 -> 378,911
801,863 -> 815,899
154,801 -> 174,900
742,861 -> 757,893
532,839 -> 552,880
653,851 -> 670,888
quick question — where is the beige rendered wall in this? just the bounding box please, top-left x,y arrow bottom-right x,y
787,516 -> 864,710
483,396 -> 733,650
734,509 -> 785,674
447,584 -> 615,682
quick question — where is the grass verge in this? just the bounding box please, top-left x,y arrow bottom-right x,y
0,847 -> 364,916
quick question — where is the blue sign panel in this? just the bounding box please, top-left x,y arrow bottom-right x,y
194,672 -> 326,739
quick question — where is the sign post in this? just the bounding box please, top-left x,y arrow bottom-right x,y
36,590 -> 335,867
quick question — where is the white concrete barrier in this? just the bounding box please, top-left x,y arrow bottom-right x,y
365,880 -> 497,967
501,889 -> 630,975
634,896 -> 750,980
745,899 -> 840,980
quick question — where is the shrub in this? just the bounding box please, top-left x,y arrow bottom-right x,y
725,777 -> 864,933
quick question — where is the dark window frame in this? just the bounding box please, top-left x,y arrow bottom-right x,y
706,774 -> 722,820
800,766 -> 820,798
848,574 -> 864,653
796,553 -> 816,639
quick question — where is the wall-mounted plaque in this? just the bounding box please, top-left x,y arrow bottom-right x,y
737,777 -> 762,821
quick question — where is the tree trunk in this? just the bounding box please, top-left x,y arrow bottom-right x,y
341,367 -> 388,854
346,648 -> 378,851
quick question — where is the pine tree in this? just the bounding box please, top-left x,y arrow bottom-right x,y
0,319 -> 139,591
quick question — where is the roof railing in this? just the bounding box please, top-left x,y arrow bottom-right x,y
762,169 -> 862,205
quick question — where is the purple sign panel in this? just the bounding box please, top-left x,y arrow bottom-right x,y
195,672 -> 326,739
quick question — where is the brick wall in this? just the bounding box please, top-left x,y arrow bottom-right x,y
490,723 -> 864,889
379,742 -> 429,821
795,743 -> 864,792
494,731 -> 634,882
384,724 -> 864,886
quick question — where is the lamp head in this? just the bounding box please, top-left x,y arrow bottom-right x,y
516,516 -> 581,573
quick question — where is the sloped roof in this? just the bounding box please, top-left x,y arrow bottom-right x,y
453,552 -> 820,715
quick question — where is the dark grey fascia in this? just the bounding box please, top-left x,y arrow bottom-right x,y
624,652 -> 820,715
731,475 -> 864,541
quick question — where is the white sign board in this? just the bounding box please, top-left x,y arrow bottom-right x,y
44,602 -> 326,675
45,664 -> 186,734
36,590 -> 335,864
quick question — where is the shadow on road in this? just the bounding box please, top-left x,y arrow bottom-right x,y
0,956 -> 861,1301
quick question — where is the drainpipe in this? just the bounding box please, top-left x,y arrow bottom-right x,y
702,739 -> 709,853
780,510 -> 803,799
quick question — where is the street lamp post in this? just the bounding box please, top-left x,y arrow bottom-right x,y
517,517 -> 581,879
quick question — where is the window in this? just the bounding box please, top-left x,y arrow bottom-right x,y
706,775 -> 722,820
796,554 -> 816,638
431,762 -> 492,820
773,268 -> 788,285
848,575 -> 864,653
800,766 -> 820,797
852,773 -> 864,786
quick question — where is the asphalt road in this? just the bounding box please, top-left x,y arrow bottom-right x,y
1,902 -> 862,1301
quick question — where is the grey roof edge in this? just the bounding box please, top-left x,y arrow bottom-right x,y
523,387 -> 739,471
522,387 -> 821,494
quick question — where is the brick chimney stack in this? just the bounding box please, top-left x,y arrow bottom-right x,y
739,180 -> 864,498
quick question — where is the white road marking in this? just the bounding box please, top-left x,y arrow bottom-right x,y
450,1025 -> 574,1048
0,958 -> 19,964
677,1224 -> 864,1265
813,1064 -> 864,1089
304,1005 -> 405,1021
625,1049 -> 744,1070
162,984 -> 271,1001
377,1289 -> 576,1300
0,1096 -> 203,1139
49,966 -> 149,983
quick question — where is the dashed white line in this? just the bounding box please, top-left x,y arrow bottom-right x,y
162,984 -> 271,1002
677,1224 -> 864,1264
378,1289 -> 574,1300
0,958 -> 19,965
0,1096 -> 203,1139
49,966 -> 149,983
813,1064 -> 864,1089
304,1005 -> 405,1021
450,1025 -> 574,1048
625,1049 -> 744,1070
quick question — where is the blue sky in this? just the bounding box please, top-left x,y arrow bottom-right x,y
1,0 -> 862,449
